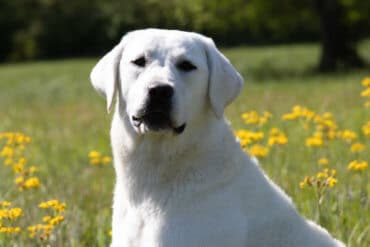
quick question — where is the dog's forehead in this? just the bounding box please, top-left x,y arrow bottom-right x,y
123,30 -> 204,59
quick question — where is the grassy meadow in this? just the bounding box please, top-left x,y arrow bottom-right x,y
0,40 -> 369,246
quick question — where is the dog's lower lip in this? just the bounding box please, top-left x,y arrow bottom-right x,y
132,115 -> 185,134
173,123 -> 186,134
132,116 -> 142,127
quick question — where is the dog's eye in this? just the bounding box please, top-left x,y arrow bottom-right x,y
177,60 -> 197,72
131,56 -> 146,67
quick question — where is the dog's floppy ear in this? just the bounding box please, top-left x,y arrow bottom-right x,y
203,37 -> 243,118
90,41 -> 124,113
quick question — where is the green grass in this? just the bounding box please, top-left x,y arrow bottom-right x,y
0,40 -> 369,246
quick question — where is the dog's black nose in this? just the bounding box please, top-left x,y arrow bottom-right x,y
148,85 -> 174,99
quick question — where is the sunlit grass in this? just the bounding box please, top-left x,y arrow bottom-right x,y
0,41 -> 369,246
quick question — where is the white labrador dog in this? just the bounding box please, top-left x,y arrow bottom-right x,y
91,29 -> 344,247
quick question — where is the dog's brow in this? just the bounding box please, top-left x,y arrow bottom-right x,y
129,48 -> 155,59
172,49 -> 195,61
175,54 -> 192,62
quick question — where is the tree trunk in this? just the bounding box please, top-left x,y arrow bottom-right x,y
313,0 -> 365,72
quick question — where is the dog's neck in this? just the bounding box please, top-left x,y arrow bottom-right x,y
110,106 -> 243,209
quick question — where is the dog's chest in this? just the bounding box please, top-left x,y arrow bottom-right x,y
115,206 -> 246,247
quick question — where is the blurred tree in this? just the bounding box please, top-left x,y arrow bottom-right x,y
37,0 -> 108,58
312,0 -> 365,71
243,0 -> 369,71
242,0 -> 319,43
0,0 -> 38,61
0,0 -> 369,66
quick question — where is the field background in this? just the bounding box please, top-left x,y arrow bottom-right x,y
0,41 -> 369,246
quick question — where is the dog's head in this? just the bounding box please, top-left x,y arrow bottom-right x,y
91,29 -> 243,135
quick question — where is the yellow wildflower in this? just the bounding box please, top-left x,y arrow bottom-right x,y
260,111 -> 272,124
90,158 -> 101,165
29,166 -> 38,174
0,201 -> 11,207
350,142 -> 365,153
299,176 -> 312,189
42,216 -> 51,223
8,208 -> 23,219
28,224 -> 53,239
327,177 -> 337,187
0,210 -> 5,219
27,225 -> 37,238
299,169 -> 337,189
0,146 -> 14,158
40,224 -> 53,239
312,113 -> 338,142
23,177 -> 41,189
348,160 -> 368,172
39,200 -> 66,212
49,215 -> 64,225
55,203 -> 66,213
12,162 -> 25,173
283,105 -> 316,121
268,128 -> 288,146
282,113 -> 298,120
0,207 -> 23,220
15,176 -> 24,185
235,130 -> 264,147
27,226 -> 37,232
318,158 -> 329,166
39,200 -> 58,209
102,156 -> 112,164
297,105 -> 315,119
337,130 -> 357,143
316,172 -> 328,179
305,132 -> 324,147
88,150 -> 101,159
32,200 -> 66,240
322,112 -> 333,119
326,168 -> 336,176
247,144 -> 269,158
89,150 -> 112,165
242,111 -> 259,125
362,77 -> 370,87
2,132 -> 30,146
326,129 -> 336,140
242,111 -> 272,125
361,88 -> 370,97
0,226 -> 22,234
362,121 -> 370,138
4,158 -> 13,166
39,202 -> 50,209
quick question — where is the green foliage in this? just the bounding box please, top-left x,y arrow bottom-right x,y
0,0 -> 369,61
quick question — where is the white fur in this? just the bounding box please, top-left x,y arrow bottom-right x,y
91,29 -> 344,247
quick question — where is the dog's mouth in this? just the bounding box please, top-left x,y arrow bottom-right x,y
132,112 -> 186,135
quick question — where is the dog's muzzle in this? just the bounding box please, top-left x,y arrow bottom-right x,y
132,84 -> 186,134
